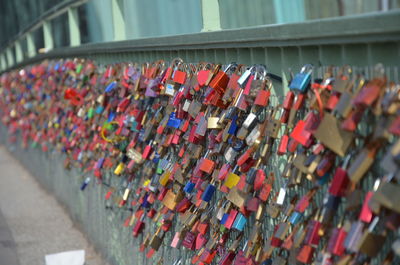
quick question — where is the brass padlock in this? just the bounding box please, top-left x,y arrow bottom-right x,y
313,112 -> 354,157
356,217 -> 386,257
265,107 -> 281,138
370,181 -> 400,214
226,187 -> 246,208
347,147 -> 377,184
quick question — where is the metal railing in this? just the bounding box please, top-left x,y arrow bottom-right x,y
0,0 -> 88,68
2,9 -> 400,82
0,3 -> 399,265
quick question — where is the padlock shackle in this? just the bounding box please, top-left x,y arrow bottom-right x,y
170,57 -> 184,68
300,64 -> 313,73
223,62 -> 238,73
255,64 -> 268,78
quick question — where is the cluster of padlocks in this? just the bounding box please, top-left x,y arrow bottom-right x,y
0,58 -> 399,264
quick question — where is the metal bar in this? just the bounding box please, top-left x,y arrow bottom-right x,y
0,54 -> 6,71
1,0 -> 89,52
43,21 -> 54,51
201,0 -> 222,32
2,10 -> 400,73
6,48 -> 14,68
68,7 -> 81,46
112,0 -> 126,41
15,41 -> 23,63
26,33 -> 37,58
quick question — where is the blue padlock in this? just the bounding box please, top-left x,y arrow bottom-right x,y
152,152 -> 160,164
129,117 -> 139,132
105,81 -> 117,93
95,105 -> 104,114
184,181 -> 195,193
107,111 -> 115,122
289,64 -> 313,93
232,213 -> 247,231
141,193 -> 150,208
80,177 -> 91,191
231,139 -> 245,152
261,259 -> 273,265
228,115 -> 238,135
220,213 -> 229,225
166,112 -> 181,128
317,172 -> 330,186
289,211 -> 303,225
54,62 -> 60,71
201,184 -> 216,202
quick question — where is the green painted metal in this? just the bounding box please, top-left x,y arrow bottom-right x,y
68,7 -> 81,46
273,0 -> 306,23
5,10 -> 398,80
201,0 -> 222,32
6,48 -> 14,68
0,54 -> 6,71
26,33 -> 37,58
118,0 -> 202,39
111,0 -> 126,41
43,21 -> 54,50
14,40 -> 23,63
85,0 -> 114,43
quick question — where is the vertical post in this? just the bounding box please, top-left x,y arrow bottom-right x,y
273,0 -> 306,23
27,33 -> 37,57
201,0 -> 221,32
68,7 -> 81,46
15,41 -> 23,63
0,54 -> 6,71
43,21 -> 54,51
111,0 -> 126,41
6,48 -> 14,67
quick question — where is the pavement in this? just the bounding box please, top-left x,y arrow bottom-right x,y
0,146 -> 110,265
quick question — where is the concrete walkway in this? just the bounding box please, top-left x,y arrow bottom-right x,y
0,146 -> 110,265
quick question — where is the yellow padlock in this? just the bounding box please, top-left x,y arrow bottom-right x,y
224,172 -> 241,189
114,162 -> 125,175
159,171 -> 171,186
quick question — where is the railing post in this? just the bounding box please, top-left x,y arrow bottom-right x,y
15,40 -> 24,63
6,48 -> 14,67
273,0 -> 305,23
0,54 -> 6,71
201,0 -> 221,32
111,0 -> 126,41
27,33 -> 37,58
68,7 -> 81,46
43,20 -> 54,51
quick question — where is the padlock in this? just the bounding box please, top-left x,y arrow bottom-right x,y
237,66 -> 255,90
327,221 -> 347,256
296,244 -> 315,264
224,166 -> 241,189
353,77 -> 386,108
313,112 -> 354,157
303,212 -> 323,247
209,63 -> 237,95
347,147 -> 377,184
289,64 -> 313,93
328,155 -> 351,196
356,216 -> 386,257
265,107 -> 281,138
254,73 -> 271,107
370,180 -> 400,214
344,220 -> 364,252
232,212 -> 247,231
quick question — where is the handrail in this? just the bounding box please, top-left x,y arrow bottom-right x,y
2,9 -> 399,74
0,0 -> 89,52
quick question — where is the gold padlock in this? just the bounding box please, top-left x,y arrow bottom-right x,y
313,112 -> 354,157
